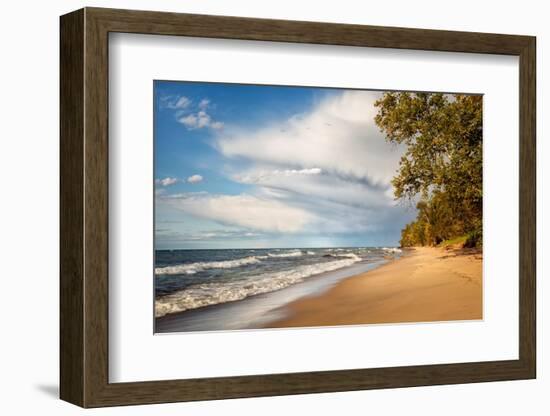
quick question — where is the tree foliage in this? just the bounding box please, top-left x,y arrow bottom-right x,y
374,92 -> 482,247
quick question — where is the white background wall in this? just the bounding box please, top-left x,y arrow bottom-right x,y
0,0 -> 546,414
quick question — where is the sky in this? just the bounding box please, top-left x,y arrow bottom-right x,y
154,81 -> 417,249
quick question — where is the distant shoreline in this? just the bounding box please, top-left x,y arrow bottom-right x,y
265,246 -> 482,328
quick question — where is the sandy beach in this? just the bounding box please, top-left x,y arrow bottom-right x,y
266,247 -> 482,328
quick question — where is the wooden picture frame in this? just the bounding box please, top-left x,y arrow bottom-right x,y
60,7 -> 536,408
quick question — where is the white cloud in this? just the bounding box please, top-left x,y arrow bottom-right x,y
174,96 -> 191,109
178,114 -> 198,128
197,111 -> 211,128
161,193 -> 313,233
155,228 -> 262,242
294,168 -> 322,175
155,177 -> 178,186
160,95 -> 191,110
236,167 -> 322,183
187,174 -> 203,184
239,169 -> 392,209
208,90 -> 414,238
216,90 -> 402,186
178,109 -> 224,130
159,94 -> 223,130
157,90 -> 415,243
198,98 -> 210,110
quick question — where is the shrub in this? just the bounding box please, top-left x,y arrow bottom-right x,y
464,229 -> 482,249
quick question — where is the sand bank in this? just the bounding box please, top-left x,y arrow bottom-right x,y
266,247 -> 482,328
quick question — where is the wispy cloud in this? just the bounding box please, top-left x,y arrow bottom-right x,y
240,170 -> 394,210
159,95 -> 191,110
155,177 -> 178,186
216,90 -> 403,185
236,168 -> 322,183
159,192 -> 313,233
155,228 -> 262,242
154,174 -> 205,186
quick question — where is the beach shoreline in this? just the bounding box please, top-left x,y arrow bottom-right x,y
264,246 -> 482,329
155,255 -> 392,333
155,246 -> 482,333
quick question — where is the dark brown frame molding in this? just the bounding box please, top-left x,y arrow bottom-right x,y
60,7 -> 536,408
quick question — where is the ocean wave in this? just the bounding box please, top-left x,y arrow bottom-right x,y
155,255 -> 361,317
335,253 -> 361,260
322,252 -> 361,261
267,250 -> 303,258
155,256 -> 262,275
382,247 -> 402,254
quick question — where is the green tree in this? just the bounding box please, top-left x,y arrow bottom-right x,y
375,92 -> 482,247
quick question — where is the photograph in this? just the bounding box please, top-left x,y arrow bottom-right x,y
153,81 -> 483,333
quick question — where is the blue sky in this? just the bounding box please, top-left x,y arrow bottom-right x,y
154,81 -> 416,249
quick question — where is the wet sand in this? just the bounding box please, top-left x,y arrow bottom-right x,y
266,247 -> 482,328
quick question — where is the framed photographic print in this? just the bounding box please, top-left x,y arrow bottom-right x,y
152,82 -> 484,333
60,7 -> 536,407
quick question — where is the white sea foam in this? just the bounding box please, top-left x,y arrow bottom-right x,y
322,252 -> 362,261
334,253 -> 361,261
155,255 -> 361,317
382,247 -> 402,254
155,256 -> 262,275
267,250 -> 303,258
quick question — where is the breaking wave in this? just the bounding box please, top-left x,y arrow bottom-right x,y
155,256 -> 262,275
382,247 -> 402,254
266,250 -> 303,258
155,255 -> 361,317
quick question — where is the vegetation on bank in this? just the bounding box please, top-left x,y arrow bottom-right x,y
374,92 -> 482,249
437,235 -> 468,248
